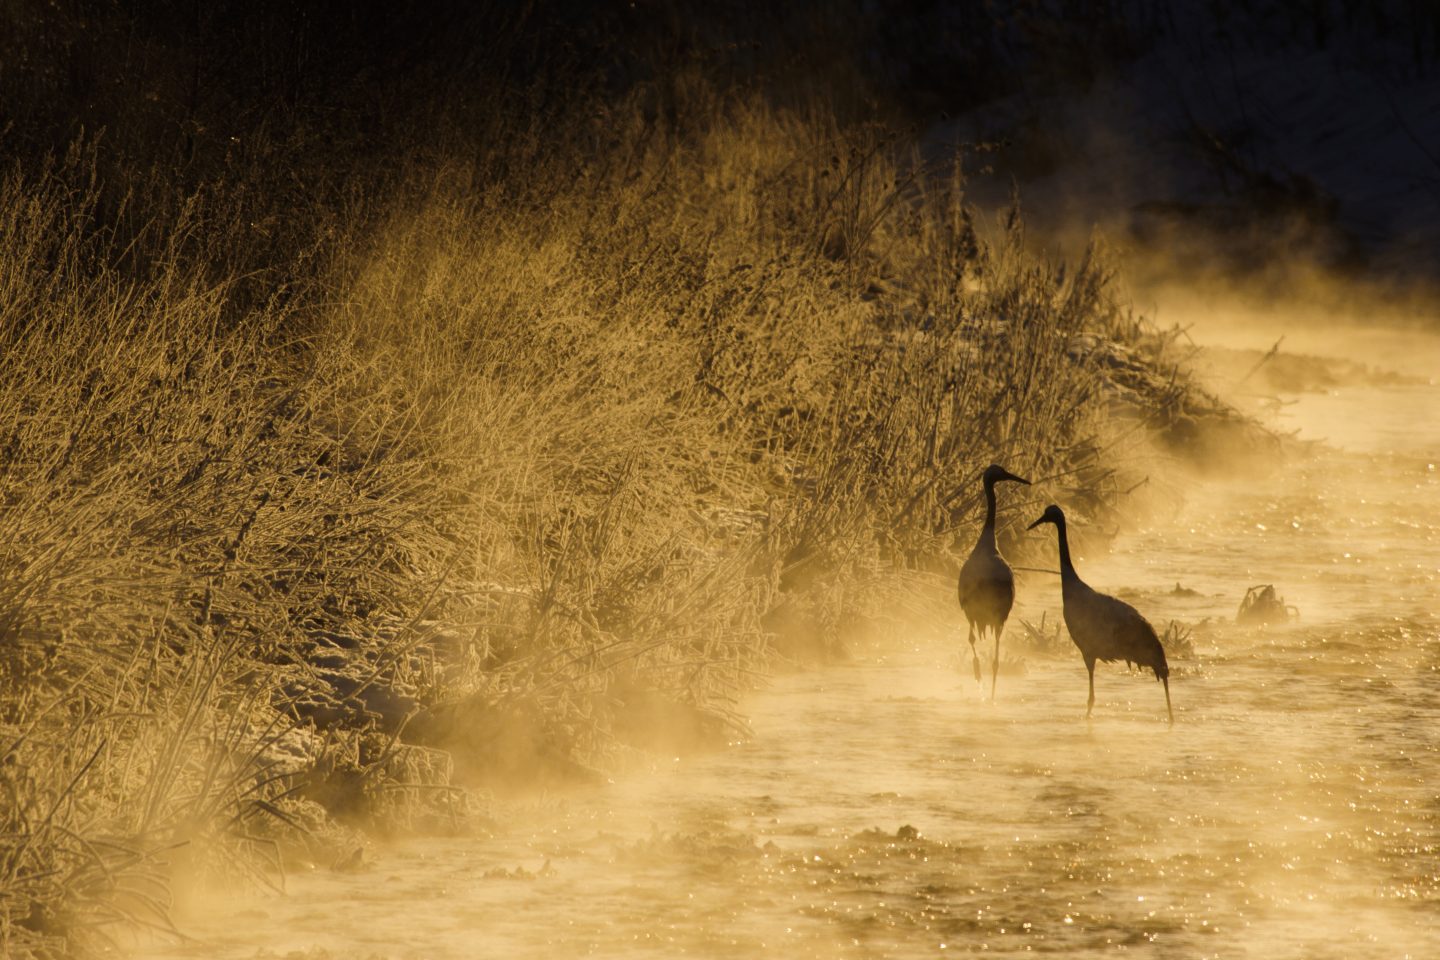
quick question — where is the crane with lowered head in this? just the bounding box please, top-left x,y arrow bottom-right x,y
1027,503 -> 1174,723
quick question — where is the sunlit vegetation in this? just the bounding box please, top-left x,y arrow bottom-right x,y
0,11 -> 1227,957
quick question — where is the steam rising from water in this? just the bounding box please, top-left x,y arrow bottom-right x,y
138,309 -> 1439,958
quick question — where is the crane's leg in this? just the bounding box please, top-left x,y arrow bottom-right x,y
1162,676 -> 1174,725
990,626 -> 1003,701
967,622 -> 981,683
1085,658 -> 1096,718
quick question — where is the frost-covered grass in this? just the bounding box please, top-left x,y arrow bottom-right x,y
0,88 -> 1144,955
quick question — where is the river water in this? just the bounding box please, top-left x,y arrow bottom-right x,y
141,318 -> 1439,959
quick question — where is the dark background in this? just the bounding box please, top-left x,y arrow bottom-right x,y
5,1 -> 1438,294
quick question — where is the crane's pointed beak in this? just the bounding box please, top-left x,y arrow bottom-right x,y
1002,469 -> 1031,485
1026,516 -> 1046,530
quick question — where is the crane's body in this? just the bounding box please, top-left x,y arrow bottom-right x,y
1028,504 -> 1173,723
958,465 -> 1030,698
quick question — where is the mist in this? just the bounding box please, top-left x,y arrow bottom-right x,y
2,3 -> 1437,959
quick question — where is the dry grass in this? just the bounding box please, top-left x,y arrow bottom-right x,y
1,88 -> 1147,955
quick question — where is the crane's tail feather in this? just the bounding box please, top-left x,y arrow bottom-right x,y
1151,646 -> 1170,682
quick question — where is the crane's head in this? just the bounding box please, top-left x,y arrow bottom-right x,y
1026,503 -> 1066,530
983,464 -> 1031,487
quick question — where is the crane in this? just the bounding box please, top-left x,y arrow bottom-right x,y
1027,504 -> 1174,723
958,464 -> 1031,699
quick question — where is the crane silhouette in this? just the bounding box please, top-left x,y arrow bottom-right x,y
958,464 -> 1030,698
1027,504 -> 1173,723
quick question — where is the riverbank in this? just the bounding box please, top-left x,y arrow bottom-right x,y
0,107 -> 1249,958
132,311 -> 1440,960
0,14 -> 1290,955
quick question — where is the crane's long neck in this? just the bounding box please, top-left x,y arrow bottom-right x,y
1054,515 -> 1079,584
980,479 -> 998,550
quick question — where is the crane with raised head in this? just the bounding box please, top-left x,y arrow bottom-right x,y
1027,504 -> 1173,723
958,464 -> 1031,699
